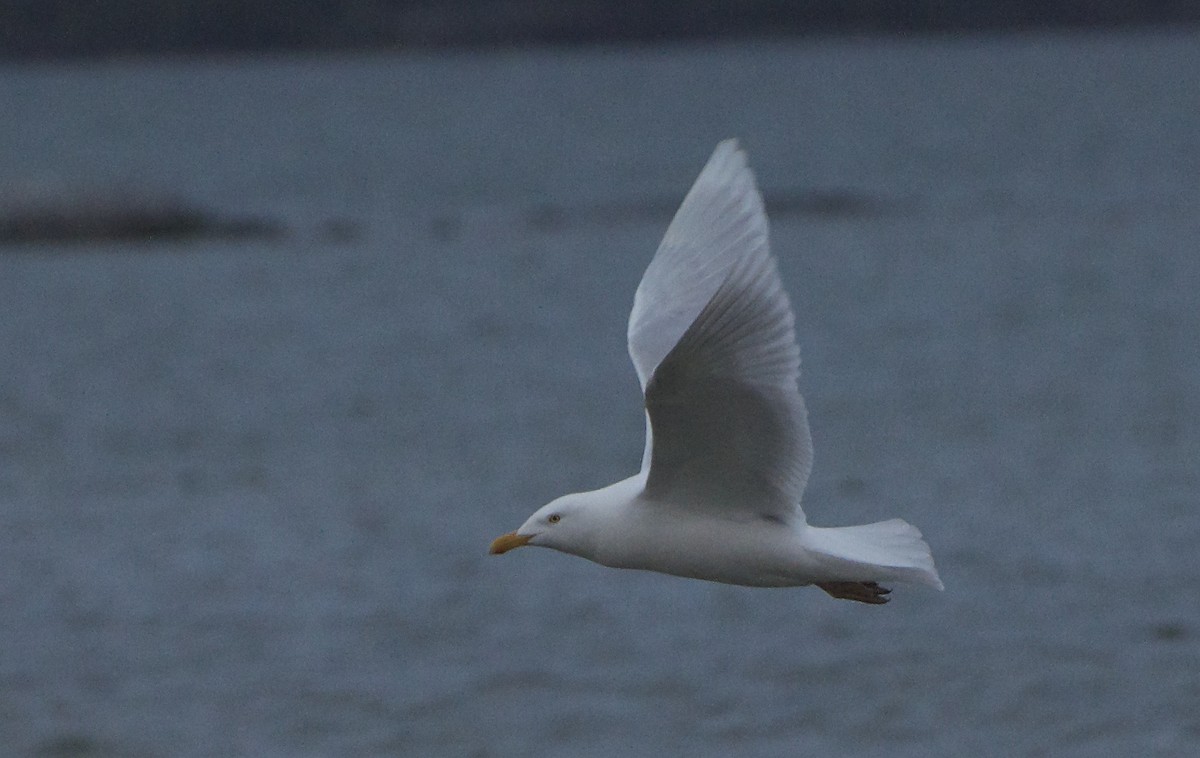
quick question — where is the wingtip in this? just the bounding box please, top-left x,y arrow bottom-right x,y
710,138 -> 746,165
699,139 -> 757,198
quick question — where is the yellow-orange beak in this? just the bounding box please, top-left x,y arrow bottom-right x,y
489,531 -> 533,555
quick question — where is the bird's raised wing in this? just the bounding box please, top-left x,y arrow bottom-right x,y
627,140 -> 812,523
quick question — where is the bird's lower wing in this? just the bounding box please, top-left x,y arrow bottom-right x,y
644,372 -> 810,523
642,249 -> 812,523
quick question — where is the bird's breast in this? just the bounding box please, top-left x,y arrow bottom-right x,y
594,507 -> 819,587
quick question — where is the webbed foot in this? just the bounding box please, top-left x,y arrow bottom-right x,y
816,581 -> 892,605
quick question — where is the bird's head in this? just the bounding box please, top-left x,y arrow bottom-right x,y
489,493 -> 603,559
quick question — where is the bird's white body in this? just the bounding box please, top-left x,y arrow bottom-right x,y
532,474 -> 941,590
542,474 -> 819,587
492,141 -> 942,601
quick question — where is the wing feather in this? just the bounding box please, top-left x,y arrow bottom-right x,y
627,140 -> 766,388
629,141 -> 813,522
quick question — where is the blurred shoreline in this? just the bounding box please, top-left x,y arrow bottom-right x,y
2,0 -> 1199,61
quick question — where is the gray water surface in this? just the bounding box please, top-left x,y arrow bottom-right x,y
2,30 -> 1198,757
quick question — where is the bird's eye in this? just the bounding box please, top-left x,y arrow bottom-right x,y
547,514 -> 561,524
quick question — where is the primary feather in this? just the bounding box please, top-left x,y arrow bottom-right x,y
640,165 -> 810,523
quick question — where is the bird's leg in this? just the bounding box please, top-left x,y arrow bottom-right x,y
816,581 -> 892,605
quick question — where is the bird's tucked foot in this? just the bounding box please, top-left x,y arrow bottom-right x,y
817,581 -> 892,605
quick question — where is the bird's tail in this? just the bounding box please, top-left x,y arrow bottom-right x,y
803,518 -> 943,590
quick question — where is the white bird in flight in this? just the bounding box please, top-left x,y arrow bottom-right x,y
491,140 -> 942,603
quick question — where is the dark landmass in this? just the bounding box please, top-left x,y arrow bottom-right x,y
520,189 -> 892,233
2,1 -> 1198,60
0,195 -> 283,247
